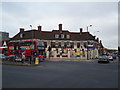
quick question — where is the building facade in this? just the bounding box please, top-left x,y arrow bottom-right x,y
11,24 -> 104,59
0,31 -> 9,47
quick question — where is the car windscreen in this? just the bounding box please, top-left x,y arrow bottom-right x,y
99,56 -> 107,58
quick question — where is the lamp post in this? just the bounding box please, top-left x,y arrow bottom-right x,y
87,24 -> 92,32
30,25 -> 33,39
29,25 -> 33,64
30,25 -> 32,30
86,24 -> 92,60
93,31 -> 99,59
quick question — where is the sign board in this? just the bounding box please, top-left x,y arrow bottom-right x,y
87,45 -> 94,50
74,52 -> 83,56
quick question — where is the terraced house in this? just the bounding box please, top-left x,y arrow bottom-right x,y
11,24 -> 104,59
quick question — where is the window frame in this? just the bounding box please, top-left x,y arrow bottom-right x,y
55,34 -> 59,38
66,35 -> 70,39
61,34 -> 64,39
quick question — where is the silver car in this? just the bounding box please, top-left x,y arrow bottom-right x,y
98,55 -> 109,63
0,54 -> 15,61
0,54 -> 6,60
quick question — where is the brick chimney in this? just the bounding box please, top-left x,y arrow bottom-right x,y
38,26 -> 42,31
93,36 -> 96,39
96,37 -> 99,43
59,24 -> 62,32
80,28 -> 83,34
20,28 -> 24,32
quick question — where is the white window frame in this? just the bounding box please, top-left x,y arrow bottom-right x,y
55,34 -> 59,38
61,34 -> 64,38
66,35 -> 70,39
20,33 -> 23,38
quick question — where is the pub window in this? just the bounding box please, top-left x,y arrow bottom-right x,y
51,42 -> 55,48
66,35 -> 70,39
84,42 -> 87,48
55,34 -> 59,38
77,42 -> 80,48
55,42 -> 59,48
59,42 -> 61,48
20,33 -> 23,38
44,42 -> 47,48
64,42 -> 67,48
61,34 -> 64,38
70,42 -> 74,48
67,42 -> 71,48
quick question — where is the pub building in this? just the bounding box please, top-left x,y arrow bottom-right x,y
10,24 -> 104,59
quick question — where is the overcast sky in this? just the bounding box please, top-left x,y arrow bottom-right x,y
1,1 -> 118,49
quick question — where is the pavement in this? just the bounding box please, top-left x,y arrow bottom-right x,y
1,60 -> 40,66
46,57 -> 97,61
0,57 -> 119,66
46,58 -> 119,63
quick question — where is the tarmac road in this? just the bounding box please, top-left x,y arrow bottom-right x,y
2,60 -> 118,88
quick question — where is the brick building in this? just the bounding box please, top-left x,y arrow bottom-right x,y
11,24 -> 104,59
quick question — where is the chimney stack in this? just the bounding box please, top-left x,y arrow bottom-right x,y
38,26 -> 42,31
80,28 -> 83,34
20,28 -> 24,32
96,37 -> 99,43
59,24 -> 62,32
93,36 -> 96,39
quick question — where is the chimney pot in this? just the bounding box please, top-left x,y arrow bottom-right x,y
59,24 -> 62,32
96,38 -> 99,43
38,26 -> 42,31
80,28 -> 83,33
20,28 -> 24,32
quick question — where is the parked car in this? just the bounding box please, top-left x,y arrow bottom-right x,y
0,54 -> 6,60
0,54 -> 15,61
112,54 -> 117,59
98,55 -> 109,63
107,55 -> 113,61
15,55 -> 22,62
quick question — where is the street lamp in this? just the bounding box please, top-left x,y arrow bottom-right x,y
30,25 -> 33,39
93,31 -> 99,59
86,24 -> 92,60
87,24 -> 92,32
30,25 -> 32,30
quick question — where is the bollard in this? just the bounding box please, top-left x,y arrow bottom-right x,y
35,57 -> 39,64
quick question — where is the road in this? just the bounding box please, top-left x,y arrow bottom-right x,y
2,60 -> 118,88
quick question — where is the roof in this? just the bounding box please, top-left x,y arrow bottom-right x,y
11,29 -> 96,41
